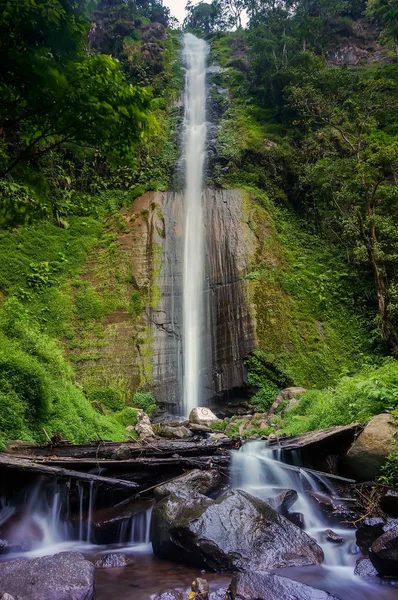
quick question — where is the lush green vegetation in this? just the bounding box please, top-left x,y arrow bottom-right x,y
0,0 -> 180,447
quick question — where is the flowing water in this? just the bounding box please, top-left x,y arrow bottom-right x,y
182,33 -> 208,415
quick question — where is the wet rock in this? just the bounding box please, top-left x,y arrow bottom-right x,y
111,445 -> 132,460
153,591 -> 183,600
230,571 -> 340,599
261,488 -> 298,513
345,414 -> 398,480
151,489 -> 323,571
209,590 -> 229,600
287,512 -> 305,529
135,409 -> 156,440
269,387 -> 307,415
94,553 -> 129,568
354,557 -> 378,577
356,517 -> 385,555
369,525 -> 398,577
307,491 -> 358,525
189,407 -> 219,426
326,529 -> 343,544
192,577 -> 210,598
0,551 -> 94,600
381,489 -> 398,518
161,425 -> 193,439
154,469 -> 222,502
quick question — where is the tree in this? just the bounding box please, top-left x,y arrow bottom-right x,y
183,0 -> 226,33
0,0 -> 154,177
367,0 -> 398,52
287,65 -> 398,351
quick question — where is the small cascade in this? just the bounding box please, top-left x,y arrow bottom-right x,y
231,441 -> 358,568
0,478 -> 153,557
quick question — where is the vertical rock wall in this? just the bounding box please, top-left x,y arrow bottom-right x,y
128,188 -> 257,409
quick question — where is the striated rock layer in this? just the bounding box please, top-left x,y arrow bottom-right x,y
128,189 -> 257,409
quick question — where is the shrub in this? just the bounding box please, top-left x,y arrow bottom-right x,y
281,360 -> 398,434
131,391 -> 157,415
87,388 -> 124,412
378,453 -> 398,486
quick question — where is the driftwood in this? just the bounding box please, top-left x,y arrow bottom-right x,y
0,454 -> 138,490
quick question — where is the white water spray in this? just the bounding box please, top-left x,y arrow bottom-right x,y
182,33 -> 208,415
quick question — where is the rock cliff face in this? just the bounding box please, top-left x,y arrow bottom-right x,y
70,188 -> 257,411
131,188 -> 257,408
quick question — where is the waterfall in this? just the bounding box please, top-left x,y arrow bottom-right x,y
231,441 -> 358,568
182,33 -> 208,415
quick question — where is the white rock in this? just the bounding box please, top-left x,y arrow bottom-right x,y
189,407 -> 219,426
135,409 -> 156,439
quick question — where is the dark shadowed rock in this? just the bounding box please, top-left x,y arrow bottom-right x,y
260,488 -> 298,513
151,489 -> 323,571
369,525 -> 398,577
381,489 -> 398,518
354,557 -> 378,577
230,571 -> 341,599
326,529 -> 343,544
153,469 -> 221,501
356,517 -> 385,555
0,552 -> 94,600
287,512 -> 305,529
94,553 -> 129,568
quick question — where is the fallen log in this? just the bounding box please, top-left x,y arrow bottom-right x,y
0,454 -> 138,490
6,437 -> 237,460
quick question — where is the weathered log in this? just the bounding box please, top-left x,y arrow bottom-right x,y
6,437 -> 237,460
0,454 -> 138,490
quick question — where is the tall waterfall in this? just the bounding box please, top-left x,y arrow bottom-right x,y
182,34 -> 208,415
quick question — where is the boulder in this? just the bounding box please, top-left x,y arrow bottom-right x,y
269,387 -> 307,415
94,553 -> 129,568
189,407 -> 219,427
151,489 -> 324,571
0,552 -> 95,600
345,414 -> 398,480
154,469 -> 221,502
1,595 -> 16,600
369,525 -> 398,577
354,557 -> 378,577
287,512 -> 305,529
355,517 -> 385,555
135,409 -> 156,440
380,488 -> 398,518
230,571 -> 340,599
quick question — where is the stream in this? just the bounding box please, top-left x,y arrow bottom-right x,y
0,440 -> 397,598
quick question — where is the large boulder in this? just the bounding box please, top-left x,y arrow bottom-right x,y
0,552 -> 95,600
355,517 -> 385,555
345,414 -> 397,480
369,525 -> 398,577
151,489 -> 323,571
154,469 -> 221,501
230,571 -> 340,599
189,407 -> 219,427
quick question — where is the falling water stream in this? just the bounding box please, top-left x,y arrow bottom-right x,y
182,33 -> 208,415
